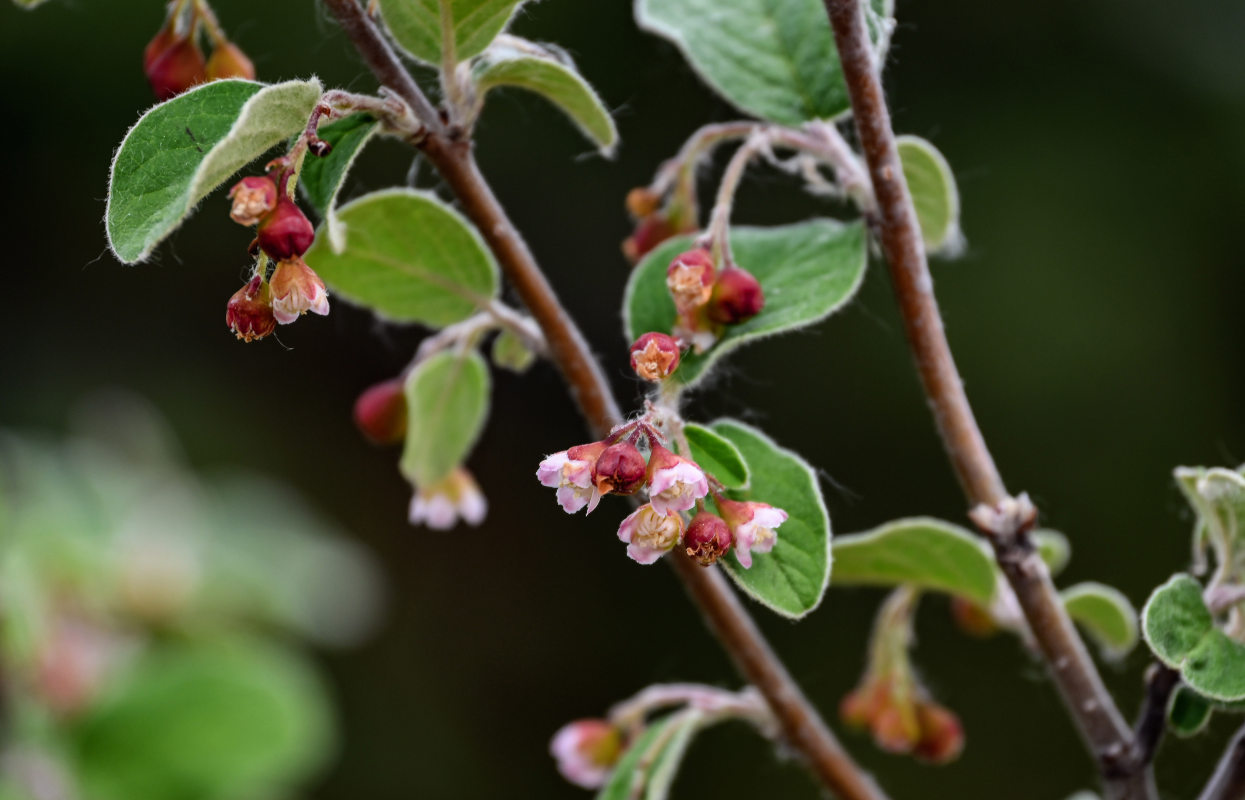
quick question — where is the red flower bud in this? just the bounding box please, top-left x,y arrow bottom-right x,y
225,275 -> 276,342
592,442 -> 647,497
683,512 -> 732,566
144,25 -> 179,72
256,196 -> 315,261
913,703 -> 964,764
872,705 -> 920,754
666,248 -> 716,313
629,332 -> 681,382
707,265 -> 764,324
626,187 -> 661,219
622,215 -> 677,264
205,40 -> 255,81
353,378 -> 408,445
228,176 -> 278,227
146,35 -> 207,100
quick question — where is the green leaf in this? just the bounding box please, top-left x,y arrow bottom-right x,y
490,328 -> 536,373
1142,573 -> 1245,702
624,220 -> 868,389
379,0 -> 527,65
596,712 -> 702,800
12,0 -> 51,8
896,135 -> 962,256
1032,528 -> 1071,577
73,639 -> 332,800
1061,582 -> 1139,660
682,423 -> 749,490
400,350 -> 490,487
1167,684 -> 1214,738
299,113 -> 381,254
832,518 -> 996,605
303,189 -> 499,326
711,420 -> 831,619
107,79 -> 323,264
472,39 -> 617,154
635,0 -> 891,125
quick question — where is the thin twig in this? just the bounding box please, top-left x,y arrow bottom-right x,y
822,0 -> 1150,797
1133,664 -> 1179,767
1200,723 -> 1245,800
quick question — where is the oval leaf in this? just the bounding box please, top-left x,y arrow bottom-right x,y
1167,684 -> 1214,738
896,135 -> 962,256
832,518 -> 996,605
299,113 -> 380,254
596,711 -> 702,800
711,419 -> 831,619
683,422 -> 748,490
624,220 -> 868,388
304,188 -> 499,326
379,0 -> 526,65
1142,573 -> 1245,702
400,350 -> 490,487
472,39 -> 617,153
107,79 -> 323,264
635,0 -> 891,125
1061,582 -> 1138,660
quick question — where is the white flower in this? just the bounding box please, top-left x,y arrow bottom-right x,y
536,443 -> 605,514
269,257 -> 330,324
409,468 -> 487,530
617,503 -> 684,565
645,444 -> 708,516
550,719 -> 624,789
719,499 -> 787,569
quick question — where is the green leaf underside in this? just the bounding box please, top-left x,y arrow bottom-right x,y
1168,685 -> 1214,738
490,328 -> 535,372
712,420 -> 831,619
73,640 -> 331,800
13,0 -> 50,8
304,188 -> 499,326
107,79 -> 323,264
624,220 -> 868,388
299,113 -> 381,253
379,0 -> 525,65
1061,582 -> 1139,658
896,135 -> 961,254
473,42 -> 617,152
635,0 -> 889,125
683,422 -> 748,490
596,712 -> 702,800
831,518 -> 996,605
1143,573 -> 1245,701
400,350 -> 490,487
1033,528 -> 1071,576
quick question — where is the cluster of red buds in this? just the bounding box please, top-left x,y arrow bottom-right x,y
144,0 -> 255,101
665,247 -> 765,353
536,418 -> 787,567
840,678 -> 964,764
621,187 -> 699,264
224,168 -> 329,341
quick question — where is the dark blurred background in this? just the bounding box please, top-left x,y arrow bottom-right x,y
2,0 -> 1243,797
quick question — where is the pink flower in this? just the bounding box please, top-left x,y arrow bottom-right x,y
537,442 -> 606,514
718,498 -> 788,569
549,719 -> 624,789
617,503 -> 684,564
409,468 -> 487,530
645,444 -> 708,515
269,257 -> 330,324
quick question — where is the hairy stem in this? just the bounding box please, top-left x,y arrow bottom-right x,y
321,2 -> 885,797
822,0 -> 1150,797
1199,724 -> 1245,800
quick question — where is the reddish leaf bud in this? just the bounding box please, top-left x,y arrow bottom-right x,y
225,275 -> 276,342
914,703 -> 965,764
228,176 -> 278,227
353,378 -> 407,445
666,248 -> 716,313
707,265 -> 765,324
205,40 -> 255,81
629,332 -> 681,382
269,257 -> 329,324
625,187 -> 661,218
592,442 -> 647,497
146,35 -> 207,100
684,511 -> 732,566
257,196 -> 315,261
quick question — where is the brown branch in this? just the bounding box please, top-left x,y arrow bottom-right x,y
822,0 -> 1151,797
1133,664 -> 1180,767
321,2 -> 885,798
1199,723 -> 1245,800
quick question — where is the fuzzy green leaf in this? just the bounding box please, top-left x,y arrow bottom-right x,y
490,328 -> 536,373
107,79 -> 323,264
711,420 -> 831,619
472,39 -> 616,153
896,135 -> 962,256
1061,582 -> 1138,660
1167,684 -> 1214,738
299,113 -> 380,254
379,0 -> 527,65
635,0 -> 891,124
1142,573 -> 1245,702
624,220 -> 868,389
832,518 -> 996,605
304,189 -> 499,326
1033,528 -> 1071,576
596,712 -> 702,800
683,422 -> 748,490
400,350 -> 490,487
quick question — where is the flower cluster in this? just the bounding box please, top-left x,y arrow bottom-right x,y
840,678 -> 964,764
666,247 -> 765,353
144,0 -> 254,101
621,187 -> 698,264
537,419 -> 786,567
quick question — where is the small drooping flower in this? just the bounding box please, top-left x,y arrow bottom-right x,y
353,377 -> 407,445
625,187 -> 661,218
912,702 -> 965,764
666,248 -> 715,314
205,40 -> 255,81
537,441 -> 607,514
409,467 -> 487,530
146,35 -> 207,100
257,195 -> 316,261
684,511 -> 733,566
549,719 -> 625,789
717,497 -> 786,568
228,176 -> 278,226
617,503 -> 684,564
707,265 -> 765,324
629,332 -> 681,382
225,274 -> 276,342
269,257 -> 329,324
645,443 -> 708,515
592,442 -> 648,498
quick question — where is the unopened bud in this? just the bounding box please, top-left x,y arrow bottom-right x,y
146,36 -> 207,101
707,265 -> 764,324
269,257 -> 329,324
550,719 -> 625,789
666,249 -> 715,313
228,176 -> 278,226
872,705 -> 920,754
914,703 -> 964,764
684,512 -> 732,566
205,40 -> 256,81
353,378 -> 407,445
949,596 -> 998,638
225,274 -> 276,342
144,25 -> 179,71
626,187 -> 661,218
629,332 -> 681,382
622,216 -> 676,264
256,196 -> 315,261
593,442 -> 647,497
